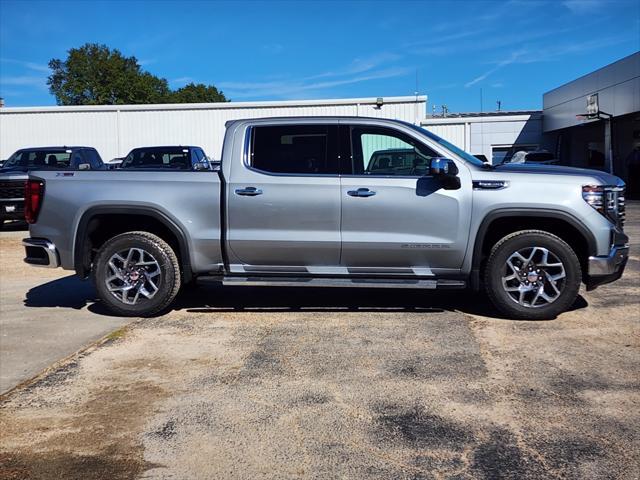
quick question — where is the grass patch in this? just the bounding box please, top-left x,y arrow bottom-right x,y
105,327 -> 128,343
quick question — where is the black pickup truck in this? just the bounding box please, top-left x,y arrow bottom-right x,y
0,146 -> 104,225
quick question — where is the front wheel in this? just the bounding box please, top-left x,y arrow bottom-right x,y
484,230 -> 582,320
92,231 -> 181,317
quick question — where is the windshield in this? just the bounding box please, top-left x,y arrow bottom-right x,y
2,149 -> 72,170
121,147 -> 192,169
400,121 -> 486,166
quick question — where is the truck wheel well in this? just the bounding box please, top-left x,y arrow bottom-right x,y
476,216 -> 591,283
77,213 -> 191,281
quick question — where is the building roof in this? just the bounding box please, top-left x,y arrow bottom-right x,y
425,110 -> 541,119
0,95 -> 427,114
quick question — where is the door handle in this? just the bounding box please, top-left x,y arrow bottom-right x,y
235,187 -> 263,196
347,188 -> 376,197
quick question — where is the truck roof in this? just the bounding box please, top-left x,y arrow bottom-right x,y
225,116 -> 411,127
15,146 -> 95,151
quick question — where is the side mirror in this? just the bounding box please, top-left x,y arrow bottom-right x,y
193,161 -> 210,171
78,163 -> 91,170
430,157 -> 460,190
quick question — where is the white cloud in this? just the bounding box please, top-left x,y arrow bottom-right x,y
0,75 -> 47,87
562,0 -> 605,14
170,76 -> 194,86
219,66 -> 412,99
219,51 -> 410,99
0,58 -> 49,73
465,50 -> 525,88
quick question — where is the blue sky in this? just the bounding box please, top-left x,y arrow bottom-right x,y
0,0 -> 638,112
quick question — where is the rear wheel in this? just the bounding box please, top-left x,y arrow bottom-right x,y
484,230 -> 582,320
93,231 -> 181,317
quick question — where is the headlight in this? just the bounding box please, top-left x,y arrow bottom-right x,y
582,185 -> 625,227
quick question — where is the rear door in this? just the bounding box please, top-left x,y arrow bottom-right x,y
226,122 -> 342,273
339,122 -> 472,275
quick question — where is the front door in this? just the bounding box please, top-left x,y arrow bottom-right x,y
226,123 -> 342,273
339,122 -> 472,276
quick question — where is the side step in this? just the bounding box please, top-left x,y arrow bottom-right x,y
221,276 -> 466,289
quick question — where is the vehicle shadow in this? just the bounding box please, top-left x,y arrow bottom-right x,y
23,274 -> 589,320
24,275 -> 112,315
176,281 -> 588,320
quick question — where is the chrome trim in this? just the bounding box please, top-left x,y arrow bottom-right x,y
223,276 -> 439,289
235,187 -> 263,196
347,188 -> 376,197
588,245 -> 629,276
473,180 -> 509,190
22,238 -> 60,268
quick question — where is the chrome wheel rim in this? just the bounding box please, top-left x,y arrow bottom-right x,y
105,248 -> 161,305
501,247 -> 566,308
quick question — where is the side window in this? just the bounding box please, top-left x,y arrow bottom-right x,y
82,149 -> 102,169
251,125 -> 337,175
193,148 -> 204,162
70,151 -> 84,169
349,126 -> 439,176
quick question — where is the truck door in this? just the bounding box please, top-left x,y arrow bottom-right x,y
339,122 -> 472,276
226,123 -> 342,272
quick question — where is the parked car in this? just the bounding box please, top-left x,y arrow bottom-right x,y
21,117 -> 628,319
0,146 -> 104,225
119,146 -> 211,170
105,157 -> 124,170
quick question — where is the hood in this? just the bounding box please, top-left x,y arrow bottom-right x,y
494,163 -> 623,186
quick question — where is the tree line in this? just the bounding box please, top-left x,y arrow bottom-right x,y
47,43 -> 227,105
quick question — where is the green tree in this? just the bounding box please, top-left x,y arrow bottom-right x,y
47,43 -> 227,105
170,82 -> 226,103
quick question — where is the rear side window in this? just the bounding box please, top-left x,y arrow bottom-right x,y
250,125 -> 337,175
14,150 -> 72,169
82,149 -> 103,169
121,148 -> 191,169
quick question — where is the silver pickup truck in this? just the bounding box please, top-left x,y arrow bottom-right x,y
22,117 -> 628,319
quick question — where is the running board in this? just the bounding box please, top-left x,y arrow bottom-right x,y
221,276 -> 465,289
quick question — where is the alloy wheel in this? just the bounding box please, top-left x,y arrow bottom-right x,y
105,247 -> 162,305
501,246 -> 566,308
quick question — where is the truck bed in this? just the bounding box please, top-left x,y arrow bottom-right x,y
28,170 -> 223,275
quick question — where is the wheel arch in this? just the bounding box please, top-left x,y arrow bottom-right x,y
470,208 -> 597,291
74,205 -> 192,282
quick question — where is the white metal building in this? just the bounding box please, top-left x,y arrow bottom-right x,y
0,96 -> 426,161
421,111 -> 543,164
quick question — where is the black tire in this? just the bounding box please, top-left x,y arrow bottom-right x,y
484,230 -> 582,320
92,231 -> 181,317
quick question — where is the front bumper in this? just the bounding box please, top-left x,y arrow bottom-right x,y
586,244 -> 629,290
23,238 -> 60,268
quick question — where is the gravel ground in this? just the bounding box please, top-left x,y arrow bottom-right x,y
0,205 -> 639,479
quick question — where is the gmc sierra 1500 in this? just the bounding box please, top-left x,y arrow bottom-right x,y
22,117 -> 628,319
